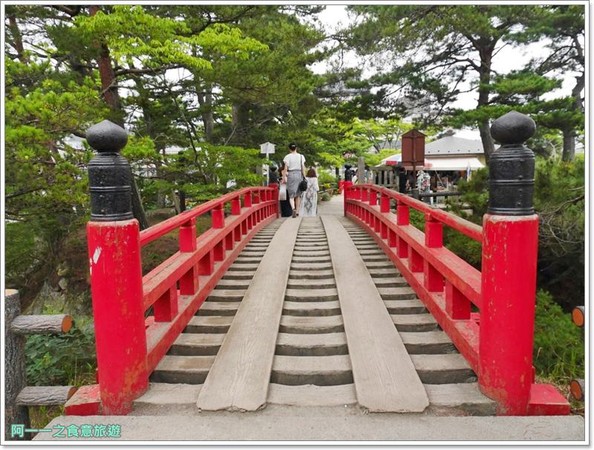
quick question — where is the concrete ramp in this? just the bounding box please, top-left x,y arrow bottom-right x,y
196,218 -> 301,411
322,215 -> 429,412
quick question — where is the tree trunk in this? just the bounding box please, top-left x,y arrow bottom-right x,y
4,290 -> 30,441
230,102 -> 250,145
88,6 -> 148,229
562,127 -> 576,162
475,42 -> 496,163
479,120 -> 496,163
197,83 -> 215,143
89,6 -> 122,116
7,13 -> 28,64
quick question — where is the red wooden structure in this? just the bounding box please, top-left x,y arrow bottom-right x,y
68,186 -> 278,415
343,184 -> 570,416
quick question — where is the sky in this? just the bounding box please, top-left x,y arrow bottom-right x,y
312,4 -> 584,140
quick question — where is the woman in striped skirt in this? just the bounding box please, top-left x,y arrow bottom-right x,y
282,143 -> 306,218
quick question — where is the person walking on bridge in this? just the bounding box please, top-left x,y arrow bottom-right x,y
283,143 -> 306,218
299,167 -> 319,217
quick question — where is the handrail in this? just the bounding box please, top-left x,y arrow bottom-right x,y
140,187 -> 271,246
349,184 -> 482,242
78,120 -> 283,415
84,185 -> 278,415
344,164 -> 569,416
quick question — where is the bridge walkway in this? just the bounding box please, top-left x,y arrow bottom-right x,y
136,195 -> 494,415
35,195 -> 585,441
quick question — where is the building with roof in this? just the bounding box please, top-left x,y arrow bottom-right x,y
423,134 -> 485,172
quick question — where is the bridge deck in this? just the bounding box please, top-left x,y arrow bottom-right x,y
143,195 -> 493,416
35,195 -> 586,442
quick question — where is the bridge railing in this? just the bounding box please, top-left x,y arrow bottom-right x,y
76,120 -> 278,415
344,111 -> 569,416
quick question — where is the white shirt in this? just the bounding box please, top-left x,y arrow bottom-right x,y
283,152 -> 305,171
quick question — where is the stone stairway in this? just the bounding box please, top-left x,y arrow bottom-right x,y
137,216 -> 495,415
339,219 -> 495,415
268,217 -> 356,406
148,221 -> 284,386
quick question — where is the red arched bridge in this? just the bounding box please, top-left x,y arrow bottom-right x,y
64,114 -> 571,426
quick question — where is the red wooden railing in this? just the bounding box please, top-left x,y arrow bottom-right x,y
343,181 -> 570,416
72,186 -> 278,415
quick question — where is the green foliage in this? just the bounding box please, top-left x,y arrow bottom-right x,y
5,222 -> 42,289
533,290 -> 584,379
451,167 -> 489,224
25,318 -> 97,386
317,169 -> 336,188
443,229 -> 482,269
534,156 -> 585,310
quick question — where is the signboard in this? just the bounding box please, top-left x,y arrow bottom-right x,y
401,130 -> 426,168
260,142 -> 275,154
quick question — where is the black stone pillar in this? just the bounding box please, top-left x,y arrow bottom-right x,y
488,111 -> 536,216
86,120 -> 134,221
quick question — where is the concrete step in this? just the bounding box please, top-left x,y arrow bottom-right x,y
134,383 -> 201,408
267,384 -> 357,407
364,261 -> 396,268
410,354 -> 477,384
289,269 -> 335,279
241,246 -> 267,252
400,331 -> 457,355
392,313 -> 439,332
207,290 -> 246,302
151,355 -> 215,384
425,383 -> 497,416
271,355 -> 353,386
287,278 -> 336,289
293,242 -> 328,248
377,287 -> 417,300
293,246 -> 330,256
367,268 -> 401,277
215,279 -> 251,290
227,263 -> 259,271
372,277 -> 409,288
275,332 -> 348,356
290,262 -> 333,270
234,257 -> 265,264
279,315 -> 344,334
169,333 -> 225,356
292,256 -> 332,263
222,271 -> 256,280
383,299 -> 427,314
198,301 -> 241,316
360,255 -> 390,262
283,300 -> 342,317
35,412 -> 586,441
186,316 -> 234,333
285,288 -> 339,302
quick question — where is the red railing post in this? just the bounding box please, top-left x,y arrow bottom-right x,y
396,198 -> 409,258
424,214 -> 444,292
361,186 -> 369,202
85,121 -> 148,415
268,183 -> 279,218
369,188 -> 378,206
343,180 -> 353,216
479,111 -> 540,415
380,191 -> 390,213
212,203 -> 225,229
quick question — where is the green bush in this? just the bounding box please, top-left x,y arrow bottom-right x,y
25,317 -> 96,386
319,192 -> 331,201
533,290 -> 584,381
